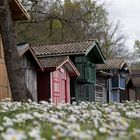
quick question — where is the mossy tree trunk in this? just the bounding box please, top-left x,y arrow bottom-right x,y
0,0 -> 33,101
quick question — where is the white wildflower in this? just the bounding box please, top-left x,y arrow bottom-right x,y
99,127 -> 107,133
28,128 -> 41,140
1,128 -> 26,140
68,115 -> 77,123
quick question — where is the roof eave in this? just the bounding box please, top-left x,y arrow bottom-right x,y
85,42 -> 106,64
17,44 -> 44,71
85,41 -> 96,56
10,0 -> 30,21
94,43 -> 106,64
56,59 -> 80,77
29,47 -> 44,72
96,70 -> 112,77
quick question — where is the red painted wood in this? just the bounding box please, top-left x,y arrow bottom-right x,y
52,78 -> 60,105
51,67 -> 71,105
66,71 -> 70,103
52,70 -> 60,105
37,66 -> 71,105
61,79 -> 66,103
37,71 -> 50,102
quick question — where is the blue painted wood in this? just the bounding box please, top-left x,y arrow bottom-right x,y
112,76 -> 125,90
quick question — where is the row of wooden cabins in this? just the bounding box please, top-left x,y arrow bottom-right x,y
0,0 -> 140,104
19,43 -> 140,104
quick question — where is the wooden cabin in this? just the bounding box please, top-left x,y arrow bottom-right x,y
121,77 -> 135,101
0,0 -> 30,100
37,56 -> 80,105
130,70 -> 140,101
17,44 -> 43,102
32,40 -> 105,103
95,70 -> 112,103
97,59 -> 130,103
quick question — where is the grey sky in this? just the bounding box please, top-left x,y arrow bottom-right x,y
103,0 -> 140,50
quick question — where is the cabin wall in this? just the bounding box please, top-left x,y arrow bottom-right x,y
120,90 -> 129,102
66,72 -> 70,103
108,78 -> 112,102
95,76 -> 106,103
75,81 -> 95,102
109,77 -> 121,103
135,87 -> 140,100
129,89 -> 136,101
75,56 -> 96,83
74,56 -> 95,102
37,71 -> 50,102
0,35 -> 11,100
107,69 -> 127,103
70,77 -> 76,103
0,36 -> 4,59
37,66 -> 71,105
21,55 -> 37,101
110,90 -> 120,102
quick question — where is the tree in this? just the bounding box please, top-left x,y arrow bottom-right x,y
129,40 -> 140,69
0,0 -> 33,101
17,0 -> 127,58
134,40 -> 140,54
99,21 -> 127,58
16,0 -> 109,43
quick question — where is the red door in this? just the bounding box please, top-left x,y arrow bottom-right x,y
52,68 -> 69,105
61,79 -> 67,103
52,71 -> 60,105
52,78 -> 60,105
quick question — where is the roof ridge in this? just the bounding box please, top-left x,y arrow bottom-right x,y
30,39 -> 96,47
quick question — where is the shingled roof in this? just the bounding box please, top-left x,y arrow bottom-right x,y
39,56 -> 68,68
31,40 -> 105,64
39,56 -> 80,77
96,58 -> 130,72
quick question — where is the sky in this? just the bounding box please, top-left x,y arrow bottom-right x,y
102,0 -> 140,51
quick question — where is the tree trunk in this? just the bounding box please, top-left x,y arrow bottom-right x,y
0,0 -> 33,101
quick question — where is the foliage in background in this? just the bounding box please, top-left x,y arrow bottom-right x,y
16,0 -> 128,59
129,40 -> 140,69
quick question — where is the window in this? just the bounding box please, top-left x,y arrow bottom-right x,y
112,76 -> 119,88
112,75 -> 125,90
120,77 -> 125,89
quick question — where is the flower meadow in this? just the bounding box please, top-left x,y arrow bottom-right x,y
0,100 -> 140,140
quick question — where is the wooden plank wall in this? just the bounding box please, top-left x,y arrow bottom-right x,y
0,36 -> 11,100
95,76 -> 106,103
21,55 -> 37,101
129,89 -> 135,101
